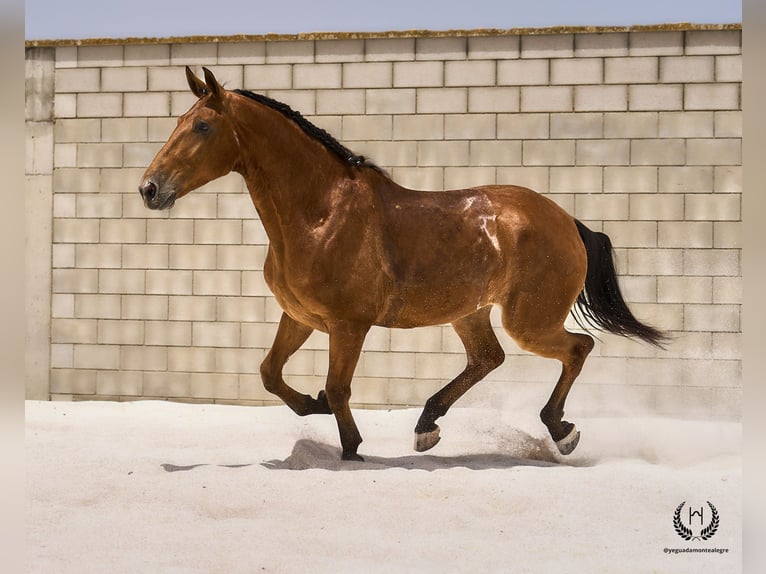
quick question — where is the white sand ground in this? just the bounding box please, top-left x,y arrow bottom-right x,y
26,400 -> 741,573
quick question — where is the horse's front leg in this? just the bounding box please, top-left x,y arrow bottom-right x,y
260,312 -> 332,415
325,322 -> 370,461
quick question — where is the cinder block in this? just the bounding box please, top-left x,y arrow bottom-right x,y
415,37 -> 466,61
551,58 -> 602,85
496,167 -> 549,192
686,138 -> 741,166
124,93 -> 170,117
714,111 -> 742,138
218,42 -> 266,65
716,55 -> 742,82
604,112 -> 658,138
576,139 -> 630,166
147,66 -> 187,92
240,322 -> 278,349
218,195 -> 256,219
77,143 -> 122,168
214,347 -> 261,374
261,89 -> 315,114
627,248 -> 683,276
523,140 -> 575,166
575,32 -> 628,56
685,304 -> 740,332
444,167 -> 496,189
361,351 -> 416,378
54,144 -> 76,169
574,193 -> 629,220
99,269 -> 146,294
145,269 -> 193,295
521,86 -> 573,112
50,344 -> 74,368
393,61 -> 443,88
216,245 -> 265,271
265,40 -> 315,64
168,295 -> 217,321
713,221 -> 742,249
392,167 -> 444,191
630,139 -> 685,166
100,219 -> 146,243
713,276 -> 742,304
121,345 -> 168,371
342,114 -> 392,140
342,62 -> 392,88
686,30 -> 741,55
74,344 -> 121,370
55,68 -> 100,93
415,352 -> 466,380
497,59 -> 548,86
418,141 -> 468,166
604,57 -> 658,84
51,318 -> 97,343
657,276 -> 712,303
52,243 -> 75,268
660,56 -> 715,83
629,31 -> 683,56
76,93 -> 123,118
190,373 -> 240,400
685,194 -> 740,222
602,221 -> 657,248
574,85 -> 627,112
468,87 -> 520,113
52,269 -> 99,293
217,297 -> 266,323
97,371 -> 143,396
97,319 -> 144,345
122,244 -> 169,269
51,368 -> 96,395
143,371 -> 190,398
548,113 -> 601,139
170,92 -> 198,116
242,220 -> 269,245
244,65 -> 292,90
416,87 -> 467,113
629,193 -> 684,220
684,84 -> 740,111
315,89 -> 364,115
192,270 -> 241,296
316,39 -> 365,63
498,113 -> 548,139
469,141 -> 521,166
102,118 -> 148,142
169,43 -> 218,66
52,294 -> 75,318
444,114 -> 495,140
658,166 -> 713,193
445,60 -> 495,86
521,34 -> 573,58
293,63 -> 342,89
365,38 -> 416,62
167,347 -> 216,373
55,94 -> 77,118
549,167 -> 602,193
658,221 -> 713,248
120,294 -> 168,320
393,114 -> 444,140
54,118 -> 100,143
102,67 -> 148,92
124,44 -> 170,66
193,220 -> 242,244
75,244 -> 122,268
148,220 -> 194,244
628,85 -> 682,111
658,111 -> 714,138
169,194 -> 218,219
54,167 -> 100,193
352,141 -> 417,167
55,46 -> 78,68
684,249 -> 739,276
365,89 -> 416,114
193,322 -> 240,347
53,219 -> 99,243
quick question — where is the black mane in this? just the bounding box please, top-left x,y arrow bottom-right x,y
233,89 -> 384,174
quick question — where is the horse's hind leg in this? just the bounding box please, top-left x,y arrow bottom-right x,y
260,312 -> 332,416
414,306 -> 505,452
503,313 -> 594,455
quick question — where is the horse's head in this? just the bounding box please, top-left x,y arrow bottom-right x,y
139,67 -> 240,210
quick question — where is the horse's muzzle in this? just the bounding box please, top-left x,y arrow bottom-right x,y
139,178 -> 176,210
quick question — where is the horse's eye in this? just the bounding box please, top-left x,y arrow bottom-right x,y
195,121 -> 210,134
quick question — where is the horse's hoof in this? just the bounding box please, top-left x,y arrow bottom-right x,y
414,426 -> 441,452
555,425 -> 580,455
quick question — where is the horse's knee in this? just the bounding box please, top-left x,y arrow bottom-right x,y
259,357 -> 280,394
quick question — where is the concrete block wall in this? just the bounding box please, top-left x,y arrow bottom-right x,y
25,26 -> 741,419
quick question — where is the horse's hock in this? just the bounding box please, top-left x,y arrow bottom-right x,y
25,25 -> 741,424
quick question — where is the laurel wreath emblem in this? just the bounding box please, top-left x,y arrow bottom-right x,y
673,501 -> 719,541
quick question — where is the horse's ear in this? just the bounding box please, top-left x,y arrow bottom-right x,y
186,66 -> 208,98
202,67 -> 224,99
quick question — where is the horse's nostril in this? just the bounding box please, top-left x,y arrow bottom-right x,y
140,180 -> 158,202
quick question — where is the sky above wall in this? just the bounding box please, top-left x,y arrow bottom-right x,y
25,0 -> 741,41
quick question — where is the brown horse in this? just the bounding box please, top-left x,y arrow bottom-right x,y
140,67 -> 665,462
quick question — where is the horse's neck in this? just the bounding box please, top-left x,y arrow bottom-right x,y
232,99 -> 350,245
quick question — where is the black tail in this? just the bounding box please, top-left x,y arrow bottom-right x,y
572,219 -> 667,348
